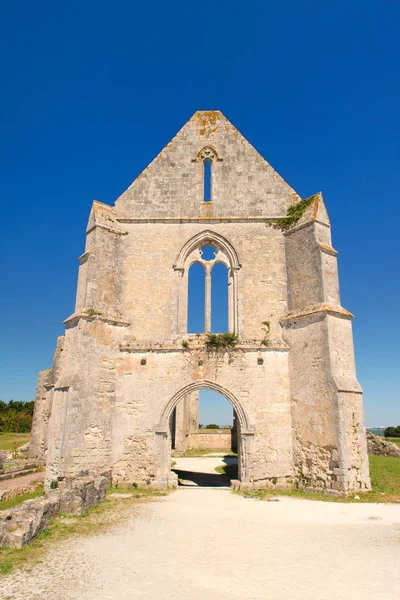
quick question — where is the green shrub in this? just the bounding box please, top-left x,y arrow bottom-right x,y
50,480 -> 58,489
0,400 -> 35,433
205,332 -> 238,349
273,195 -> 316,231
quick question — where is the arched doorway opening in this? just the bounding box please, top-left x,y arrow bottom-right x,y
155,381 -> 252,488
170,388 -> 238,487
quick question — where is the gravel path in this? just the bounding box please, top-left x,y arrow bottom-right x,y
1,485 -> 400,600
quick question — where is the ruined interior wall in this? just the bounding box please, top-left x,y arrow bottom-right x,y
44,318 -> 126,485
187,430 -> 232,451
173,391 -> 198,454
28,369 -> 53,461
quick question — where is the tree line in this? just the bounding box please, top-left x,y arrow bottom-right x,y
384,425 -> 400,438
0,401 -> 35,433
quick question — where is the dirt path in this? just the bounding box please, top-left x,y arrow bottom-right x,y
1,487 -> 400,600
0,471 -> 43,492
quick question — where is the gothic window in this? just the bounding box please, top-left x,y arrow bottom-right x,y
187,263 -> 205,333
211,263 -> 229,332
175,230 -> 240,336
187,246 -> 229,333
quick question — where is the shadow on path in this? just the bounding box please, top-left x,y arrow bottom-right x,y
172,457 -> 238,487
172,469 -> 231,487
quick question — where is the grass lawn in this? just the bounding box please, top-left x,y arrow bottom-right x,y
233,455 -> 400,503
0,433 -> 30,451
0,487 -> 170,575
386,437 -> 400,448
0,486 -> 44,511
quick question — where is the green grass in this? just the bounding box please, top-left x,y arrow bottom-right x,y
386,437 -> 400,447
174,449 -> 236,458
368,455 -> 400,499
0,486 -> 44,511
0,433 -> 30,451
0,486 -> 170,576
235,455 -> 400,504
215,463 -> 239,479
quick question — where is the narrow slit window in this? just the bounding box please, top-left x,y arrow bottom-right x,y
203,159 -> 212,202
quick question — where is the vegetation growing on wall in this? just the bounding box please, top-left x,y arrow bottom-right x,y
273,194 -> 317,231
0,401 -> 34,433
83,307 -> 103,317
261,321 -> 270,346
205,332 -> 238,349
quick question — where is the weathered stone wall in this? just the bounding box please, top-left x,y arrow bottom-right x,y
172,391 -> 199,454
29,110 -> 370,493
111,345 -> 293,487
187,430 -> 232,451
29,334 -> 66,462
115,111 -> 299,220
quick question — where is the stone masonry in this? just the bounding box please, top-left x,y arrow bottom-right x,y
29,110 -> 371,493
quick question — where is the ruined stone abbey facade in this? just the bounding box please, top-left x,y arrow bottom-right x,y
29,110 -> 371,493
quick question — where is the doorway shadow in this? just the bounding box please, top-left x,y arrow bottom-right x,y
172,455 -> 238,488
173,469 -> 230,487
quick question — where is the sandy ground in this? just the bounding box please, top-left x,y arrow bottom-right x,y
0,472 -> 44,492
1,458 -> 400,600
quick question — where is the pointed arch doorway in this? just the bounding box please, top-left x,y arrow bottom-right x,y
154,381 -> 253,488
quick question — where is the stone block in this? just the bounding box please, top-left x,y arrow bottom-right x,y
0,494 -> 60,548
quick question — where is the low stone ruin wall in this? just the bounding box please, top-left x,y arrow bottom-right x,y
0,471 -> 110,547
366,431 -> 400,458
0,477 -> 44,502
187,430 -> 232,451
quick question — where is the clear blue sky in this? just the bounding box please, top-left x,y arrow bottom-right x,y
1,1 -> 399,427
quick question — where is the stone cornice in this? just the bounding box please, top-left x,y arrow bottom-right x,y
64,311 -> 130,327
119,341 -> 289,353
116,217 -> 280,224
333,376 -> 363,395
280,303 -> 354,323
318,243 -> 338,256
86,223 -> 126,236
283,219 -> 330,236
78,252 -> 90,265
